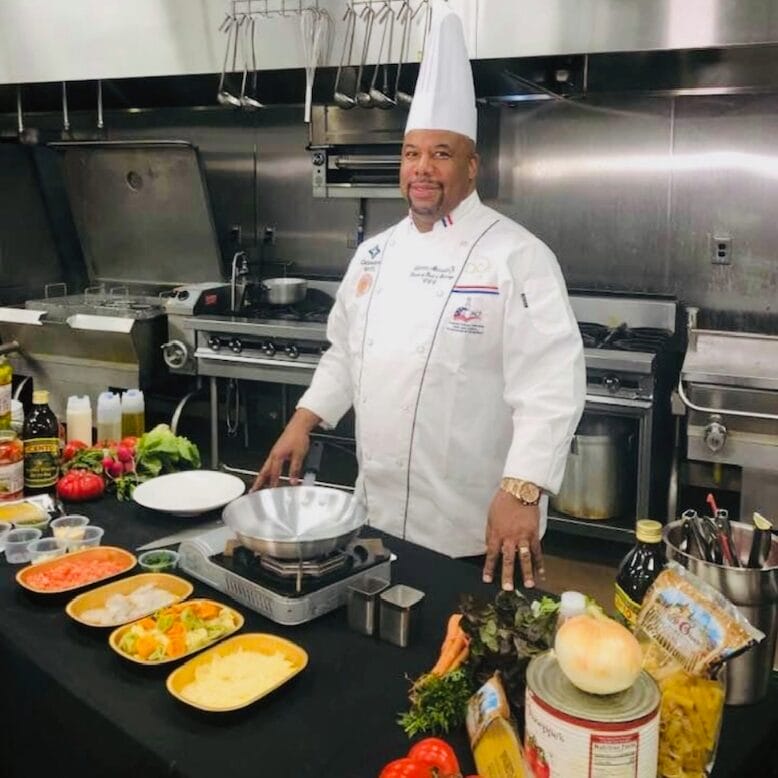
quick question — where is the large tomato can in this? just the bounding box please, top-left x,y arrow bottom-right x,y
525,651 -> 660,778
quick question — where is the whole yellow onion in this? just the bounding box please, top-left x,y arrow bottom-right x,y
554,613 -> 643,695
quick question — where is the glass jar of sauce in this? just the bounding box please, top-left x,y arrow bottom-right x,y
0,429 -> 25,501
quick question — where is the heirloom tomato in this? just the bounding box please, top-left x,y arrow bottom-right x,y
379,758 -> 433,778
56,470 -> 105,502
407,738 -> 460,776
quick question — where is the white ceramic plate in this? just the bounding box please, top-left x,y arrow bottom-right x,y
132,471 -> 246,517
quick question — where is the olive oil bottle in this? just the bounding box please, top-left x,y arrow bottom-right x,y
614,519 -> 665,630
23,389 -> 60,494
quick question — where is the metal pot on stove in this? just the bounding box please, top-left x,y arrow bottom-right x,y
261,278 -> 308,306
550,416 -> 633,520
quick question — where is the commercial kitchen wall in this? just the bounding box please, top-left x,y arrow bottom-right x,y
1,93 -> 777,331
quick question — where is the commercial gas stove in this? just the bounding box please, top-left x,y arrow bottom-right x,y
179,526 -> 392,626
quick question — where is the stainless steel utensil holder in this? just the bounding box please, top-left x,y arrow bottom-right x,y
347,576 -> 390,636
379,584 -> 424,647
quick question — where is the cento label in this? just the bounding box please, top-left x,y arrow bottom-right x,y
23,437 -> 59,488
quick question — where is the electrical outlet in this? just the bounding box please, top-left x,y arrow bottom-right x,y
263,226 -> 276,245
711,233 -> 732,265
229,224 -> 242,245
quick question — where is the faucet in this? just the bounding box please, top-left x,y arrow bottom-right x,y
230,251 -> 250,313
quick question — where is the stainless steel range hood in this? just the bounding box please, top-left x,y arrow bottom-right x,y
476,0 -> 778,60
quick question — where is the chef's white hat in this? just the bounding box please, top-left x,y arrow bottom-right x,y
404,5 -> 477,143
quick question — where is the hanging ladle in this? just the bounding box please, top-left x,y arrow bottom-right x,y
394,1 -> 414,108
368,5 -> 395,109
240,15 -> 264,110
217,15 -> 244,107
333,6 -> 358,109
355,7 -> 376,108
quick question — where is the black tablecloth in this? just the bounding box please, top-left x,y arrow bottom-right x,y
1,497 -> 777,778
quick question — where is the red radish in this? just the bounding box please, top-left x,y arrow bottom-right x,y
101,456 -> 114,471
107,460 -> 124,478
116,445 -> 132,462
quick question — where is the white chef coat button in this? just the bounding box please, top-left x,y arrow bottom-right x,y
416,344 -> 425,354
437,290 -> 444,297
374,287 -> 381,295
361,396 -> 367,404
390,241 -> 396,247
367,338 -> 374,347
460,241 -> 468,247
396,459 -> 404,468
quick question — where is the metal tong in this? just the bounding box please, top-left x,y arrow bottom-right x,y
707,493 -> 740,568
680,507 -> 737,566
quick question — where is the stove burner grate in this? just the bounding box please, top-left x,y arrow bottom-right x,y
225,545 -> 357,596
578,322 -> 672,353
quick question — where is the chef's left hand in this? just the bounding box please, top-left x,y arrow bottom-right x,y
483,490 -> 545,591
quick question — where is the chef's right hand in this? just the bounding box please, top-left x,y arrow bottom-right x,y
251,408 -> 321,490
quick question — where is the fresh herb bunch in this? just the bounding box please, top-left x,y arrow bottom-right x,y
460,590 -> 559,710
398,667 -> 475,738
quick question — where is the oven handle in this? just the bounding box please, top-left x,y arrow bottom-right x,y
584,393 -> 652,410
677,378 -> 778,421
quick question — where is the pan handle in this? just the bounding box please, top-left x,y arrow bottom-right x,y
304,440 -> 324,481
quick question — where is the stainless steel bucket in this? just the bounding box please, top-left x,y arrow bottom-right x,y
664,519 -> 778,705
551,416 -> 632,520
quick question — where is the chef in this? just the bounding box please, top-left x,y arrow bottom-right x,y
254,5 -> 586,590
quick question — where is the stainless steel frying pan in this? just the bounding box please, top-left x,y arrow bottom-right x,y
222,484 -> 366,559
221,441 -> 366,560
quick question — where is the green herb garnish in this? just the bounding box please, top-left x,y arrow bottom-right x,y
398,667 -> 474,738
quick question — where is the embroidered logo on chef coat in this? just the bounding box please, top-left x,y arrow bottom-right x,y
410,264 -> 456,286
462,256 -> 491,276
359,244 -> 382,269
356,272 -> 373,297
446,297 -> 485,335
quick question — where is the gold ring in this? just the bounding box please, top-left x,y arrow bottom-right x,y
519,546 -> 531,556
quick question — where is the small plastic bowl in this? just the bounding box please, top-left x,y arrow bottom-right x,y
12,514 -> 51,533
138,549 -> 180,573
27,537 -> 69,564
0,521 -> 11,552
66,525 -> 104,551
51,515 -> 90,542
5,527 -> 43,564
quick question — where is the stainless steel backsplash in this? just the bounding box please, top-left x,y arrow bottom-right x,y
1,95 -> 777,329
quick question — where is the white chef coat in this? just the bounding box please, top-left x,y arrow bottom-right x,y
299,191 -> 586,557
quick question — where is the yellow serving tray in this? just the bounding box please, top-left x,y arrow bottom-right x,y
66,572 -> 194,627
166,632 -> 309,712
108,598 -> 244,666
16,546 -> 137,594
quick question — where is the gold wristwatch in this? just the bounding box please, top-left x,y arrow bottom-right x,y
500,477 -> 541,506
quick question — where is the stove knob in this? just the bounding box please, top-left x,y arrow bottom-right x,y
704,414 -> 727,453
263,341 -> 276,357
161,339 -> 189,369
285,344 -> 299,359
208,336 -> 222,351
603,374 -> 621,394
229,338 -> 243,354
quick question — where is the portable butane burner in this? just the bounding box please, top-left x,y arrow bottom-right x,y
179,526 -> 393,625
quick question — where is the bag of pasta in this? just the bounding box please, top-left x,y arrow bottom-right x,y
635,562 -> 764,778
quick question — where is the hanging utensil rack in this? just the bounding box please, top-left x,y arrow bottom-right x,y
229,0 -> 321,16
